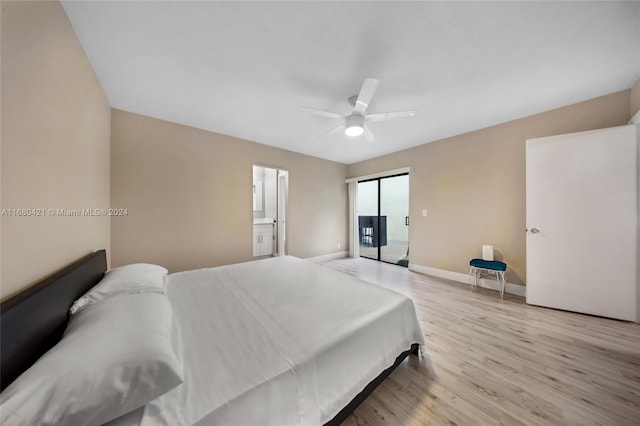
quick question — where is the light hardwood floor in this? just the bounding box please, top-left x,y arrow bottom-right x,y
312,257 -> 640,426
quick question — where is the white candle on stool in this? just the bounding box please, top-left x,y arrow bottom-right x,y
482,245 -> 494,261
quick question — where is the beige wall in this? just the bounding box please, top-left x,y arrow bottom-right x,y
0,1 -> 111,300
111,109 -> 347,272
348,90 -> 631,285
631,79 -> 640,118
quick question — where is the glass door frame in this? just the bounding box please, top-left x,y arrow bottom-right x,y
357,172 -> 409,266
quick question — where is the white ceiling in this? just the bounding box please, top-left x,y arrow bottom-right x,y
61,1 -> 640,164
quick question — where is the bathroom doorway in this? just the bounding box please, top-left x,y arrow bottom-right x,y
252,165 -> 288,258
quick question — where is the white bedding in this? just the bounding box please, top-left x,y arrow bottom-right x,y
109,256 -> 425,425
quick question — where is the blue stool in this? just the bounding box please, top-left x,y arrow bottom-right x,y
468,259 -> 507,299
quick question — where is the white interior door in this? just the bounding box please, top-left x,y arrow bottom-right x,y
526,125 -> 638,322
277,172 -> 287,256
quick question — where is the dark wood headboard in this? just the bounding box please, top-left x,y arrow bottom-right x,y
0,250 -> 107,391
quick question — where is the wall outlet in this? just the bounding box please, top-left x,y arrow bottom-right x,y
337,242 -> 341,250
422,209 -> 428,217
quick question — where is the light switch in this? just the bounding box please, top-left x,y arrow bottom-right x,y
422,209 -> 428,217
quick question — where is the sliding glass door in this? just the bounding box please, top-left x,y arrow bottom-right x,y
381,174 -> 409,265
357,174 -> 409,266
357,180 -> 379,260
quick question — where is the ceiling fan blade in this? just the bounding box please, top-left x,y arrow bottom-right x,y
301,106 -> 344,120
318,123 -> 344,138
366,110 -> 417,123
364,126 -> 375,143
353,78 -> 380,115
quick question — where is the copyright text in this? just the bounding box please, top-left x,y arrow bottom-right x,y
2,208 -> 128,217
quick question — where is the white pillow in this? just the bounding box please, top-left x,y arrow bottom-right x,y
0,292 -> 183,426
70,263 -> 168,315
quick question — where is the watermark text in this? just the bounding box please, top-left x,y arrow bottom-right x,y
2,208 -> 128,217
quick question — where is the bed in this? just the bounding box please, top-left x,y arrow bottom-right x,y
1,250 -> 427,425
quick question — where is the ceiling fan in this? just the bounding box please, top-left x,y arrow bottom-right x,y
302,78 -> 417,142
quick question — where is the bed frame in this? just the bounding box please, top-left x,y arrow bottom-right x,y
0,249 -> 418,424
0,250 -> 107,391
326,343 -> 419,425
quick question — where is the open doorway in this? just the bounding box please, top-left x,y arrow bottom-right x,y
252,165 -> 288,258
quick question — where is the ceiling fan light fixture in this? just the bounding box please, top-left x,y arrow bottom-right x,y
345,114 -> 365,137
345,126 -> 364,137
302,78 -> 415,142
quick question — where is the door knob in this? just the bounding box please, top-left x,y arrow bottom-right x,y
530,228 -> 540,234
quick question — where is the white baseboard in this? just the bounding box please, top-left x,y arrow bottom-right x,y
305,251 -> 348,262
408,263 -> 526,297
